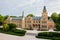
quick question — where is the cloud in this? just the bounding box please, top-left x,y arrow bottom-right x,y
0,0 -> 60,16
14,0 -> 36,8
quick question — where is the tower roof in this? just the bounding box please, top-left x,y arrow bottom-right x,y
43,6 -> 46,12
22,11 -> 24,18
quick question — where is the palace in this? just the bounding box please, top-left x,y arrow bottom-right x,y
5,6 -> 55,31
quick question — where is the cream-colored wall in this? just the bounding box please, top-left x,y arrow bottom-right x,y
5,17 -> 55,31
48,21 -> 55,30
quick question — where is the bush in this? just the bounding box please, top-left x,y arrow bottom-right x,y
8,23 -> 17,31
36,36 -> 51,39
52,37 -> 60,40
36,32 -> 60,39
0,28 -> 26,36
3,24 -> 9,31
13,29 -> 26,34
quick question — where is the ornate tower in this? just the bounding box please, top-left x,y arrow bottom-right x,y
22,11 -> 25,28
42,6 -> 48,20
40,6 -> 48,31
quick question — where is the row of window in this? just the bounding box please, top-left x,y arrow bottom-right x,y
25,21 -> 40,23
42,21 -> 47,23
33,20 -> 40,23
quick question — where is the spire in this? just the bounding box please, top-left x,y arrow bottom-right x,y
22,11 -> 24,18
43,6 -> 46,12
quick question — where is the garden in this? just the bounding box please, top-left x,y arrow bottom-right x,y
0,23 -> 26,36
0,15 -> 26,36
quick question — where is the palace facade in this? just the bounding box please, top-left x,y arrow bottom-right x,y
5,6 -> 55,31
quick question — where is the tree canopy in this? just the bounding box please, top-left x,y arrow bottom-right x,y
27,14 -> 34,17
0,15 -> 4,25
58,14 -> 60,24
51,12 -> 60,31
51,12 -> 58,23
0,15 -> 8,25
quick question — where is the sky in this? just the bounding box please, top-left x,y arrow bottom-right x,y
0,0 -> 60,16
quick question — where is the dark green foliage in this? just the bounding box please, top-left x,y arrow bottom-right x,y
48,16 -> 51,19
0,15 -> 4,25
58,14 -> 60,24
3,24 -> 9,31
13,29 -> 26,34
36,32 -> 60,39
10,16 -> 17,18
51,12 -> 58,23
51,13 -> 60,31
4,15 -> 8,20
0,28 -> 26,36
27,14 -> 34,17
0,15 -> 8,25
8,23 -> 17,31
55,23 -> 60,31
52,37 -> 60,40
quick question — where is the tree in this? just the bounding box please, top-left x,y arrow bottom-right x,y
48,16 -> 51,19
3,24 -> 9,31
4,15 -> 8,20
8,23 -> 17,31
27,14 -> 34,17
0,15 -> 8,25
10,16 -> 17,18
51,12 -> 60,31
51,13 -> 60,31
55,23 -> 60,31
51,12 -> 58,23
0,15 -> 4,25
58,14 -> 60,24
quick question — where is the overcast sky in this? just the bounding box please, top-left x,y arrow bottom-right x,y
0,0 -> 60,16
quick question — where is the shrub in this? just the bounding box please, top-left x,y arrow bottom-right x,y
36,32 -> 60,39
3,24 -> 9,31
13,29 -> 26,34
8,23 -> 17,31
52,37 -> 60,40
0,28 -> 26,36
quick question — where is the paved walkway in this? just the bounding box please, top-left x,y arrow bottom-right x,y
0,33 -> 50,40
0,30 -> 50,40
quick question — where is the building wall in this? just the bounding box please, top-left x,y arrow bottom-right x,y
11,20 -> 22,28
48,21 -> 55,30
5,16 -> 55,31
4,6 -> 55,31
